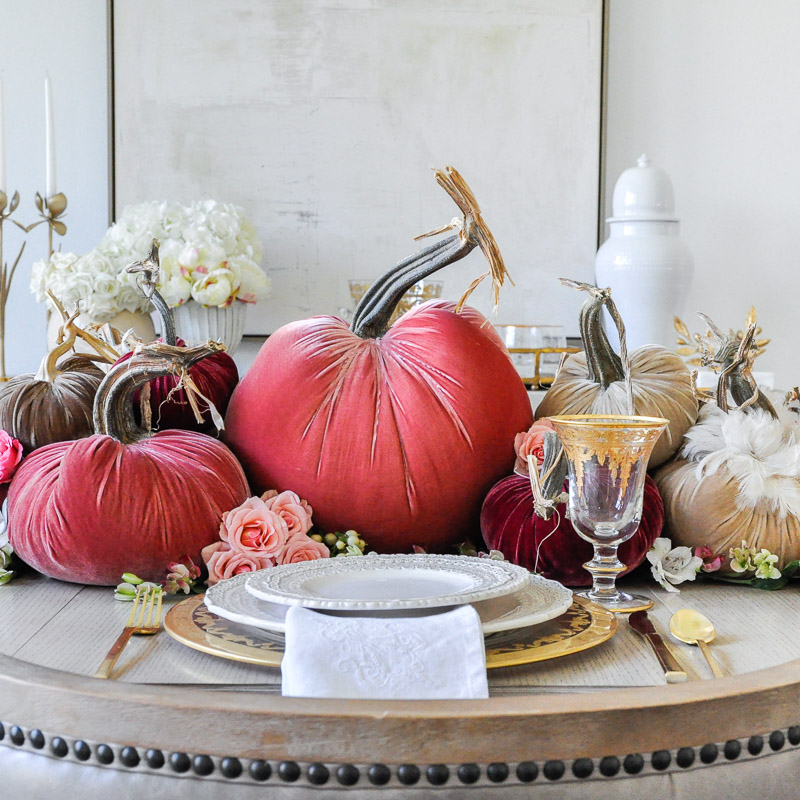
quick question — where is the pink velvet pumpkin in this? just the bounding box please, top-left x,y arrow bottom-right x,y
225,168 -> 532,552
115,336 -> 238,433
481,474 -> 664,586
7,342 -> 249,586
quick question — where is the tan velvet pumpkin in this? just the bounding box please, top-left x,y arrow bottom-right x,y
535,281 -> 697,468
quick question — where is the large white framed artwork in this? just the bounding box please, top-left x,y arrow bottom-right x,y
114,0 -> 603,336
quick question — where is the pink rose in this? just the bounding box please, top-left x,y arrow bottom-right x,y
220,497 -> 289,557
261,489 -> 313,536
278,533 -> 330,565
201,541 -> 275,586
694,546 -> 725,573
0,431 -> 23,484
514,418 -> 557,474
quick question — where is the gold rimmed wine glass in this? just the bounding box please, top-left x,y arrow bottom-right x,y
549,414 -> 668,613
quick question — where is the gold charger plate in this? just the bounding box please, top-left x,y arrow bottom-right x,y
164,594 -> 616,669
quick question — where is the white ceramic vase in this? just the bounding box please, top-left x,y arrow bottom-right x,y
172,300 -> 247,355
45,308 -> 156,354
595,155 -> 694,350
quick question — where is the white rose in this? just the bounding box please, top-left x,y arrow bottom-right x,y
160,275 -> 193,308
228,255 -> 271,302
191,268 -> 237,307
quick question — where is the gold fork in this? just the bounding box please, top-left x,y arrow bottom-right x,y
95,584 -> 163,679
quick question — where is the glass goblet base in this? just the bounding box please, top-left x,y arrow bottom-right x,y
575,588 -> 653,614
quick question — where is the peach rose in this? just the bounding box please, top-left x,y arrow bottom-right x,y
514,418 -> 557,474
261,489 -> 313,536
278,533 -> 330,565
0,431 -> 23,484
220,497 -> 289,557
201,541 -> 276,586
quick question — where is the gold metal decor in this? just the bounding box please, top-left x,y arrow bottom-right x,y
674,307 -> 769,368
506,345 -> 581,389
0,189 -> 68,380
349,278 -> 443,325
164,594 -> 617,670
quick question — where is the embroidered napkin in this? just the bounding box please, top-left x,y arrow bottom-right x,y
281,605 -> 489,699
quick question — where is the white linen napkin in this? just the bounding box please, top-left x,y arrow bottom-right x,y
281,604 -> 489,699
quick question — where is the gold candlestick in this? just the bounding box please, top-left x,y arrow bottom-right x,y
0,190 -> 68,381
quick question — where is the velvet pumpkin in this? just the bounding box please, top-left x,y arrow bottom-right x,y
481,472 -> 665,586
535,280 -> 697,468
114,241 -> 239,433
7,340 -> 249,585
225,167 -> 532,552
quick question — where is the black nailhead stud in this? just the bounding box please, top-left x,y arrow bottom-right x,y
96,744 -> 114,765
789,726 -> 800,746
9,726 -> 24,746
367,764 -> 391,785
623,754 -> 644,774
170,752 -> 191,773
516,761 -> 539,782
770,731 -> 786,751
50,737 -> 68,758
120,746 -> 140,768
427,764 -> 449,785
249,760 -> 272,781
397,764 -> 421,785
651,750 -> 671,771
458,763 -> 481,784
0,722 -> 4,741
145,749 -> 164,769
74,740 -> 91,761
676,747 -> 695,768
28,729 -> 44,749
278,761 -> 300,782
221,757 -> 242,779
193,755 -> 214,776
748,735 -> 764,755
724,740 -> 741,760
599,756 -> 620,777
700,743 -> 718,764
487,762 -> 509,783
336,764 -> 359,786
543,760 -> 565,781
572,758 -> 594,779
307,763 -> 329,785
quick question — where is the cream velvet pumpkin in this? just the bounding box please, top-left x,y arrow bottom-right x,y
535,282 -> 697,468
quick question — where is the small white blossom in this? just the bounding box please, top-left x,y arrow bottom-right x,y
647,537 -> 703,593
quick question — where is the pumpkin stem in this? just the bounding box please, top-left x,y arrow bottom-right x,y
93,340 -> 226,443
126,239 -> 177,346
350,166 -> 511,339
699,314 -> 777,418
34,316 -> 80,383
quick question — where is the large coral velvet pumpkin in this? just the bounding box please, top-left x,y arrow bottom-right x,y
8,341 -> 249,585
535,281 -> 697,468
481,474 -> 664,586
225,168 -> 532,552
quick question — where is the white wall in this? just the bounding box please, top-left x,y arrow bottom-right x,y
0,0 -> 109,376
605,0 -> 800,388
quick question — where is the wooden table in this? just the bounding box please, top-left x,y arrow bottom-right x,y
2,574 -> 800,798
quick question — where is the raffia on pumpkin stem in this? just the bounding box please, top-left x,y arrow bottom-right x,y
350,166 -> 511,339
560,279 -> 634,412
529,432 -> 568,521
93,340 -> 226,444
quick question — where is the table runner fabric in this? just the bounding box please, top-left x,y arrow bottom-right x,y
281,605 -> 489,699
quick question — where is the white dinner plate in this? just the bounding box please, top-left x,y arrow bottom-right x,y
244,553 -> 531,611
205,569 -> 573,635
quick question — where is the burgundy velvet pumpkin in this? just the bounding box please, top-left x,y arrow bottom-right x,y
7,341 -> 249,585
225,167 -> 532,553
115,336 -> 239,433
481,474 -> 664,586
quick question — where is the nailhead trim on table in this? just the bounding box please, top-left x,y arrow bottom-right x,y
2,719 -> 800,787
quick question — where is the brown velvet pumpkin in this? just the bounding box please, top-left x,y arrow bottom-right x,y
535,281 -> 698,468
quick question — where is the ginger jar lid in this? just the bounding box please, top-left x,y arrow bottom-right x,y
607,154 -> 678,223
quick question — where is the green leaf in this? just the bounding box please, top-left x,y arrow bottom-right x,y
782,560 -> 800,578
749,577 -> 789,590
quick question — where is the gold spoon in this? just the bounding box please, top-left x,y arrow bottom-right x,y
669,609 -> 726,678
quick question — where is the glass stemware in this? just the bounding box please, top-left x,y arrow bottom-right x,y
549,414 -> 668,613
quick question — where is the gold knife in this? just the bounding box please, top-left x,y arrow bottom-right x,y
629,611 -> 688,683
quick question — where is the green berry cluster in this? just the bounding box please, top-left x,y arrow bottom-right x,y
310,529 -> 367,557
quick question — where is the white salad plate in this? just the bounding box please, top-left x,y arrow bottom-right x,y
244,553 -> 531,611
205,569 -> 574,635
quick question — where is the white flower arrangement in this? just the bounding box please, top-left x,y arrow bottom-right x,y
30,200 -> 270,322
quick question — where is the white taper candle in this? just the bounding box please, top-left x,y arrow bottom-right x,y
45,73 -> 56,198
